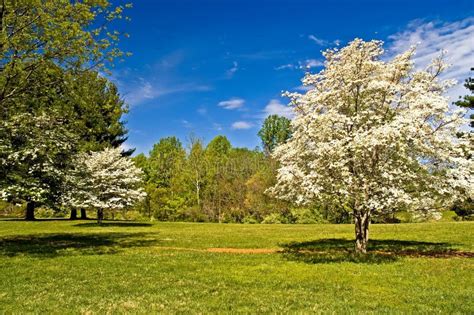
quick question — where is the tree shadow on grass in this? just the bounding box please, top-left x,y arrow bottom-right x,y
280,239 -> 474,264
0,232 -> 158,257
74,222 -> 153,228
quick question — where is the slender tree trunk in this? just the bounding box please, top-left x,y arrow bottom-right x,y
195,178 -> 200,207
354,211 -> 370,254
97,209 -> 104,224
80,208 -> 88,219
25,201 -> 35,221
70,208 -> 77,220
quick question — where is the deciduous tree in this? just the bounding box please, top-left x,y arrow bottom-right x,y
63,147 -> 145,224
258,115 -> 292,155
271,39 -> 473,253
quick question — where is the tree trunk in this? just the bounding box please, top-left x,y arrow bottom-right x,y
25,201 -> 35,221
80,208 -> 88,219
354,212 -> 370,254
70,208 -> 77,220
97,209 -> 104,224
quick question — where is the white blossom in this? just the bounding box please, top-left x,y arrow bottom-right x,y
62,147 -> 146,211
271,39 -> 473,221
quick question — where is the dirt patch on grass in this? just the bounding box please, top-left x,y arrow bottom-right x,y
207,248 -> 277,254
155,246 -> 277,254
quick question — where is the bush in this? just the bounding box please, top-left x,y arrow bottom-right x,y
35,207 -> 66,218
0,201 -> 24,218
243,215 -> 259,224
452,198 -> 474,221
290,207 -> 326,224
262,213 -> 289,224
176,206 -> 209,222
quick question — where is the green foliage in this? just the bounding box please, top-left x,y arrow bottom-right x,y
66,71 -> 130,154
257,114 -> 292,155
147,137 -> 185,187
454,67 -> 474,129
262,213 -> 289,224
452,198 -> 474,221
0,1 -> 131,217
132,134 -> 378,224
0,0 -> 130,107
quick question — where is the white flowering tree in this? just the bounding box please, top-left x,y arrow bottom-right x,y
271,39 -> 473,253
63,147 -> 146,224
0,113 -> 76,220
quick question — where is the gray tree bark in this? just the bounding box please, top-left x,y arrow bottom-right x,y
354,211 -> 370,254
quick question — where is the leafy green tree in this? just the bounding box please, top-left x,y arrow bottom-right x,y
0,65 -> 77,219
0,1 -> 130,219
258,115 -> 292,155
451,68 -> 474,220
0,0 -> 130,108
143,137 -> 186,220
66,71 -> 131,156
147,137 -> 186,187
204,136 -> 231,222
186,136 -> 206,209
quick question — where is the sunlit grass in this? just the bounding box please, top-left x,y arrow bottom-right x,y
0,220 -> 472,313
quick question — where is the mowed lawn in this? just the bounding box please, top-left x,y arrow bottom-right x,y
0,220 -> 472,313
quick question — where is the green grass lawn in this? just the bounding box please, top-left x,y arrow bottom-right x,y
0,220 -> 472,313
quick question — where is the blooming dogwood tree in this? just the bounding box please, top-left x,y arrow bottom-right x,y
63,147 -> 146,224
271,39 -> 473,253
0,113 -> 76,220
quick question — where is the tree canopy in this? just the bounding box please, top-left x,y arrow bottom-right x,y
271,39 -> 473,252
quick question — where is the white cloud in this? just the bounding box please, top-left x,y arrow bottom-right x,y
123,79 -> 212,107
276,59 -> 324,71
197,106 -> 207,115
308,35 -> 340,47
263,99 -> 294,119
226,61 -> 239,78
181,119 -> 193,129
231,121 -> 253,130
302,59 -> 324,69
218,98 -> 245,110
308,35 -> 328,46
275,64 -> 295,70
388,17 -> 474,102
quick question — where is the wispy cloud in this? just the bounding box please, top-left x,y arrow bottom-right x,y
124,79 -> 212,107
308,35 -> 328,46
388,17 -> 474,101
262,99 -> 294,119
197,106 -> 207,115
226,61 -> 239,78
181,119 -> 193,129
301,59 -> 324,69
218,98 -> 245,110
275,64 -> 295,70
275,59 -> 324,71
308,35 -> 340,47
231,121 -> 253,130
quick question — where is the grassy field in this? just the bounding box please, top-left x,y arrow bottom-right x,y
0,220 -> 472,313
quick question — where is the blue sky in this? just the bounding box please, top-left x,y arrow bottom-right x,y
110,0 -> 474,154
